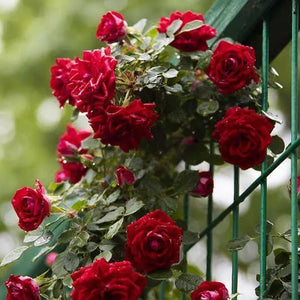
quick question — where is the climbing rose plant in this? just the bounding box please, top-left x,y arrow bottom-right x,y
1,9 -> 286,300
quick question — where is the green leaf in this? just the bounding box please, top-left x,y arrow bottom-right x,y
32,245 -> 56,262
183,231 -> 199,245
0,246 -> 29,267
226,235 -> 251,251
175,273 -> 202,293
52,252 -> 68,277
197,100 -> 219,116
81,137 -> 101,150
269,135 -> 285,154
132,18 -> 147,32
174,170 -> 199,193
70,108 -> 79,122
72,200 -> 87,211
139,53 -> 151,61
163,68 -> 178,79
53,280 -> 64,298
125,198 -> 144,216
24,227 -> 44,243
34,230 -> 53,247
255,220 -> 274,234
94,250 -> 112,262
148,269 -> 173,280
58,229 -> 77,243
178,20 -> 203,34
167,19 -> 183,36
165,83 -> 183,94
63,251 -> 79,272
106,190 -> 121,205
182,143 -> 208,165
86,242 -> 98,252
85,169 -> 97,184
95,207 -> 124,224
105,218 -> 124,239
160,197 -> 178,215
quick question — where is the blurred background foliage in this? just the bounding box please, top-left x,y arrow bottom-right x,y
0,0 -> 297,298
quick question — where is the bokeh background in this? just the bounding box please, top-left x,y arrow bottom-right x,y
0,0 -> 297,299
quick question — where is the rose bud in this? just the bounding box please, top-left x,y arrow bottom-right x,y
70,259 -> 147,300
116,165 -> 135,186
190,171 -> 214,197
5,275 -> 40,300
205,41 -> 259,94
45,252 -> 58,266
11,180 -> 50,231
125,209 -> 183,273
96,11 -> 127,43
191,281 -> 229,300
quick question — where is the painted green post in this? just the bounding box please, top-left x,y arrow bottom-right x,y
290,0 -> 299,299
259,17 -> 270,299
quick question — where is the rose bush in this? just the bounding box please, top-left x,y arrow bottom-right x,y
125,209 -> 183,273
11,180 -> 50,231
5,275 -> 39,300
70,258 -> 147,300
212,107 -> 274,170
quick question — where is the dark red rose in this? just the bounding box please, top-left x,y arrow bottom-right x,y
205,41 -> 259,94
116,166 -> 135,186
11,180 -> 50,231
70,258 -> 147,300
212,107 -> 274,170
190,171 -> 214,197
191,281 -> 229,300
88,99 -> 158,152
55,161 -> 87,184
96,11 -> 127,43
5,275 -> 39,300
68,48 -> 117,112
57,124 -> 91,156
125,209 -> 183,273
157,11 -> 216,52
50,58 -> 75,107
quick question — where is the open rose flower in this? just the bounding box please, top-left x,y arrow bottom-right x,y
11,180 -> 50,231
55,161 -> 88,184
88,99 -> 158,152
50,58 -> 75,107
212,107 -> 274,170
68,48 -> 117,112
157,11 -> 216,52
190,171 -> 214,197
96,11 -> 127,43
116,166 -> 135,186
191,281 -> 229,300
57,124 -> 91,157
70,258 -> 147,300
205,41 -> 259,94
125,209 -> 183,273
5,275 -> 39,300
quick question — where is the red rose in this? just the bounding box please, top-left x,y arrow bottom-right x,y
96,11 -> 127,43
57,124 -> 91,156
116,165 -> 135,186
190,171 -> 214,197
11,180 -> 50,231
205,41 -> 259,94
88,99 -> 158,152
5,275 -> 39,300
68,48 -> 117,112
125,209 -> 183,273
191,281 -> 229,300
212,107 -> 274,170
55,161 -> 87,184
157,11 -> 216,52
45,252 -> 58,266
70,258 -> 147,300
50,58 -> 75,107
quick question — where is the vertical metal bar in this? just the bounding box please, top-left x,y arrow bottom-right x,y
159,282 -> 166,300
231,166 -> 239,298
291,1 -> 299,299
206,140 -> 214,281
259,17 -> 269,299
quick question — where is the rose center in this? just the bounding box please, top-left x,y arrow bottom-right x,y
223,57 -> 237,73
148,236 -> 165,252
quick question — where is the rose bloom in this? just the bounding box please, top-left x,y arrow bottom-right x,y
11,180 -> 50,231
50,58 -> 75,107
96,11 -> 127,43
55,161 -> 88,184
116,165 -> 135,186
125,209 -> 183,273
212,107 -> 274,170
157,11 -> 216,52
190,171 -> 214,197
88,99 -> 158,152
57,124 -> 91,157
70,258 -> 147,300
191,281 -> 229,300
205,41 -> 259,94
5,275 -> 39,300
68,48 -> 117,112
45,252 -> 58,266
